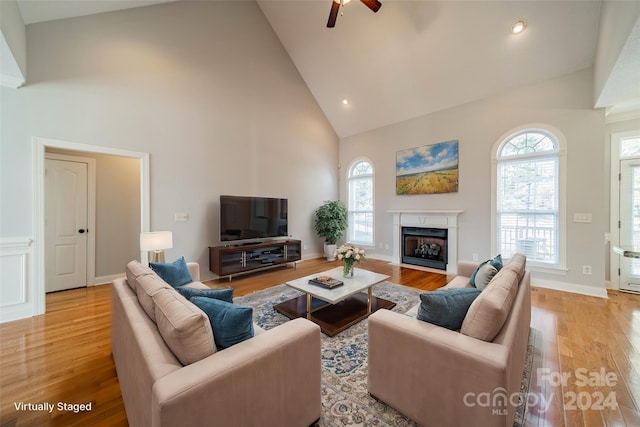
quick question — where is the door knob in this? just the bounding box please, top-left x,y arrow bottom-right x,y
78,229 -> 87,234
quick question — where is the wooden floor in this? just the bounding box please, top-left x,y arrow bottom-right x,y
0,258 -> 639,426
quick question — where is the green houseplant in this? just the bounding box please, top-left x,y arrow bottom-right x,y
314,200 -> 348,261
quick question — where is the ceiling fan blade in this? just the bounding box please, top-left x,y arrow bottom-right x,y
327,1 -> 340,27
360,0 -> 381,13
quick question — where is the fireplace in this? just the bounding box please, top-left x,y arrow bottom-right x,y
389,210 -> 462,274
402,227 -> 448,270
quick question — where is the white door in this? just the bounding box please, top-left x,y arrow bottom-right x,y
619,158 -> 640,292
45,158 -> 88,292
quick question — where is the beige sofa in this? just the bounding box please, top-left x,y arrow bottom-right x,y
368,254 -> 531,427
111,261 -> 322,427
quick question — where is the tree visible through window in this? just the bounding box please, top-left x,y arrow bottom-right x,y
348,160 -> 374,246
496,130 -> 560,265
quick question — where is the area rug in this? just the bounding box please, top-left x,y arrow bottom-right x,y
235,282 -> 534,427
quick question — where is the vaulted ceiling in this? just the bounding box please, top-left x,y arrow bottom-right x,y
13,0 -> 640,138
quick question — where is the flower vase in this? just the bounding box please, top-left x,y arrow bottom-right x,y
343,262 -> 354,278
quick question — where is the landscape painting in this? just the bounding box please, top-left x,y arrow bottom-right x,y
396,140 -> 459,195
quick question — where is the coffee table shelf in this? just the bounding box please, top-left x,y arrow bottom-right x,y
274,267 -> 393,336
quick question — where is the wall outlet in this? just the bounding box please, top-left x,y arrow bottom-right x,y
582,265 -> 592,275
472,253 -> 479,261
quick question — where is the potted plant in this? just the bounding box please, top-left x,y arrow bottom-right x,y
314,200 -> 348,261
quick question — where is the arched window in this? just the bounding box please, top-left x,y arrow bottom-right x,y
348,160 -> 374,246
494,128 -> 565,267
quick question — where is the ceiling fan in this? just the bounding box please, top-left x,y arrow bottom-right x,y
327,0 -> 382,28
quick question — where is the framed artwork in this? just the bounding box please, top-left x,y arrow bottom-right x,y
396,140 -> 459,195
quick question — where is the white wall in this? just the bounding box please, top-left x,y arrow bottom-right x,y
340,68 -> 608,295
0,0 -> 339,320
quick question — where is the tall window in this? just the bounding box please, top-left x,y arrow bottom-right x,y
495,129 -> 562,266
348,160 -> 374,246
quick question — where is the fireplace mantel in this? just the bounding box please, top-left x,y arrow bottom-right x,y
388,209 -> 464,216
388,210 -> 463,274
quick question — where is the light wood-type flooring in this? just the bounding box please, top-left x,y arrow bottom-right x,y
0,258 -> 639,426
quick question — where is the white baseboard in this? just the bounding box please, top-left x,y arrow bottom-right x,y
303,252 -> 324,261
367,254 -> 392,263
532,278 -> 608,298
92,273 -> 125,286
372,254 -> 608,298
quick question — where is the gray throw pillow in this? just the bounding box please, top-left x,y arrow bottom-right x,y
470,254 -> 503,287
417,288 -> 482,330
474,263 -> 498,290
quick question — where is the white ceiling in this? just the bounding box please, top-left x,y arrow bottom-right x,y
14,0 -> 640,137
16,0 -> 175,25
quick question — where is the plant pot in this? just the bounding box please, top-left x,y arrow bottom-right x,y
324,244 -> 337,261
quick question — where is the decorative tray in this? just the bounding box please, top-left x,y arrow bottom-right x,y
308,275 -> 344,289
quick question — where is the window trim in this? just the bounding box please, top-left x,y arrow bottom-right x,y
347,158 -> 374,247
491,124 -> 567,272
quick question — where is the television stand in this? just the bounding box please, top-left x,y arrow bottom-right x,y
209,240 -> 301,281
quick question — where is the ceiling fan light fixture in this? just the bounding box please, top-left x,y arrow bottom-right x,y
327,0 -> 380,28
511,20 -> 526,35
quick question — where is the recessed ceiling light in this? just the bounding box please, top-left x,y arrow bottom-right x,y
342,98 -> 349,105
511,20 -> 526,35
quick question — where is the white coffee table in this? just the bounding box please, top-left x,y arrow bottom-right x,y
274,267 -> 392,336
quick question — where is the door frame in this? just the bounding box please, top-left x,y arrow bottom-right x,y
33,137 -> 150,315
44,152 -> 96,291
610,130 -> 640,290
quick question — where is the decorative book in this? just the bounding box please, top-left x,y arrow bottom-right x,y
308,276 -> 344,289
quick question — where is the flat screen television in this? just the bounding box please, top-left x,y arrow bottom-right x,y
219,195 -> 288,243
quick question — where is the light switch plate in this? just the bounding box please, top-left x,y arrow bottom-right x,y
573,213 -> 592,223
174,213 -> 189,222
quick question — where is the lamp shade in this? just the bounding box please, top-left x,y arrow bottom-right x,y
140,231 -> 173,251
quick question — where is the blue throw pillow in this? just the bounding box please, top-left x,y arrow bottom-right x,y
150,256 -> 193,288
470,254 -> 503,287
175,287 -> 233,303
189,296 -> 254,350
490,254 -> 503,270
417,288 -> 482,330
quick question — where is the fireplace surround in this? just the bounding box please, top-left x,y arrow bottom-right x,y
389,210 -> 463,274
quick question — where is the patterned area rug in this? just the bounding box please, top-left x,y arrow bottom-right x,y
235,282 -> 534,427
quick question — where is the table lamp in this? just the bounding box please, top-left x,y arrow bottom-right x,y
140,231 -> 173,263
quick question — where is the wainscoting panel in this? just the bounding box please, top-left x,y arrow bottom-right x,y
0,238 -> 34,323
